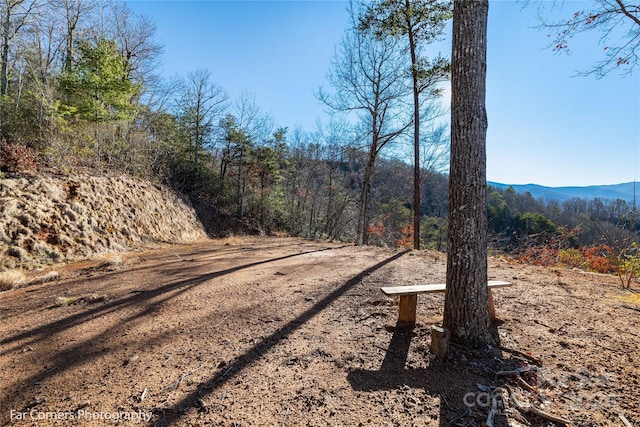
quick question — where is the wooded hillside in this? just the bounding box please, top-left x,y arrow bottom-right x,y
0,0 -> 637,281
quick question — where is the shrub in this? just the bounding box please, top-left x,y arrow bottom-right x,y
518,245 -> 559,267
367,222 -> 385,238
0,270 -> 26,291
617,242 -> 640,288
1,141 -> 38,173
557,245 -> 615,274
396,223 -> 413,249
583,245 -> 616,274
558,248 -> 586,269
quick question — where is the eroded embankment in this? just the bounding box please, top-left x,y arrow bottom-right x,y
0,174 -> 207,271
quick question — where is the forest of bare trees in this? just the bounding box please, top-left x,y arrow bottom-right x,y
0,0 -> 637,261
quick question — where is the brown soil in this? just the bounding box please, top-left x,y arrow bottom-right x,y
1,236 -> 638,426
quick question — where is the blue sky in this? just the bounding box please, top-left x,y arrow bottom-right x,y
127,0 -> 640,187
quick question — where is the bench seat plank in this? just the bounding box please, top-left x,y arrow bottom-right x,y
381,280 -> 511,296
380,280 -> 513,325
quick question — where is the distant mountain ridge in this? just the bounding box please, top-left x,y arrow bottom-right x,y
487,181 -> 639,203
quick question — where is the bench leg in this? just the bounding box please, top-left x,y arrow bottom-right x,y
488,288 -> 496,321
398,295 -> 417,325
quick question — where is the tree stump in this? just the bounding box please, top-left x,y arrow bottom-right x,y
430,325 -> 450,359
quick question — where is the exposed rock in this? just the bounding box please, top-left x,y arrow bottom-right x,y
0,173 -> 207,270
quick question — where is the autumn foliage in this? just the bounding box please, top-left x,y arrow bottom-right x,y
0,142 -> 38,173
367,222 -> 385,238
518,243 -> 618,274
396,223 -> 414,249
519,241 -> 614,273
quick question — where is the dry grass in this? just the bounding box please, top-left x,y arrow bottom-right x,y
98,254 -> 124,267
221,236 -> 244,246
55,293 -> 108,307
0,270 -> 26,291
55,296 -> 79,306
616,292 -> 640,306
28,271 -> 59,286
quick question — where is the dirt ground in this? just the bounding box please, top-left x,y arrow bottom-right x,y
1,236 -> 638,427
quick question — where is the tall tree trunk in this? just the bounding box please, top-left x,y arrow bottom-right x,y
64,0 -> 82,75
360,133 -> 377,245
0,5 -> 10,140
1,7 -> 10,97
237,148 -> 244,220
360,159 -> 373,245
323,170 -> 335,237
443,0 -> 493,347
405,0 -> 421,250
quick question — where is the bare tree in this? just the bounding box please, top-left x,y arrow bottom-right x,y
318,2 -> 411,245
232,90 -> 274,143
227,92 -> 274,221
538,0 -> 640,76
55,0 -> 95,74
101,2 -> 162,88
0,0 -> 38,141
10,4 -> 60,142
315,118 -> 357,239
359,0 -> 451,249
418,99 -> 449,175
176,69 -> 228,168
0,0 -> 37,97
21,3 -> 63,86
142,74 -> 181,115
282,127 -> 322,236
443,0 -> 493,347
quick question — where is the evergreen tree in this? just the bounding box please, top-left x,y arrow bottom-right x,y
359,0 -> 451,249
58,38 -> 138,122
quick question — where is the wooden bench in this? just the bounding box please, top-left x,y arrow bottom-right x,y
380,280 -> 512,325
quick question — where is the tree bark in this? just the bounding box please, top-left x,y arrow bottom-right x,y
404,0 -> 421,251
1,5 -> 10,97
64,0 -> 83,75
443,0 -> 493,347
360,151 -> 374,246
0,4 -> 10,141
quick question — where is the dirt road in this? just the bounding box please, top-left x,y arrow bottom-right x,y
1,237 -> 638,426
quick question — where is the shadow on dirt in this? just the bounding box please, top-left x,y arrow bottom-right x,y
153,250 -> 410,426
1,244 -> 341,353
345,321 -> 540,426
2,241 -> 543,427
0,243 -> 354,424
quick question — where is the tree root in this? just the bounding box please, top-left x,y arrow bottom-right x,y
498,345 -> 543,366
495,365 -> 538,378
504,385 -> 571,426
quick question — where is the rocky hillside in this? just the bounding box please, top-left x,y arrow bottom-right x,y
0,173 -> 208,271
